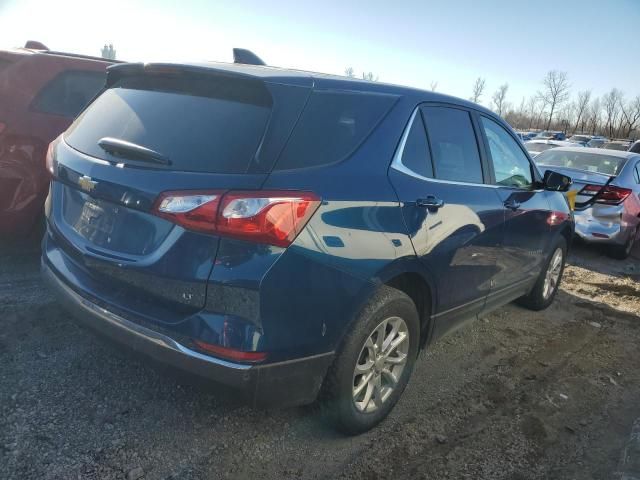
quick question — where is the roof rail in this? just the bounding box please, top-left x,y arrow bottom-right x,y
233,48 -> 266,66
24,40 -> 49,50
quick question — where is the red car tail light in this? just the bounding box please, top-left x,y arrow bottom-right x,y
580,184 -> 631,205
192,339 -> 267,363
152,190 -> 321,246
217,191 -> 321,247
153,191 -> 224,234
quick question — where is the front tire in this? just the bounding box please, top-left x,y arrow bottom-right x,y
319,286 -> 420,435
517,237 -> 567,311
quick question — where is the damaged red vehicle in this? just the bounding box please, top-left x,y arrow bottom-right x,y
0,41 -> 115,237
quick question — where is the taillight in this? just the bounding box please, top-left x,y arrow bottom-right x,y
580,184 -> 631,205
153,191 -> 224,234
152,190 -> 321,247
192,339 -> 267,363
217,191 -> 321,247
0,122 -> 6,135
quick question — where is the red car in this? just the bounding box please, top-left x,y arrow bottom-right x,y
0,41 -> 116,237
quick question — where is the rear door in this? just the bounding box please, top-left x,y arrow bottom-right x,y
47,66 -> 310,319
477,115 -> 551,302
389,104 -> 504,338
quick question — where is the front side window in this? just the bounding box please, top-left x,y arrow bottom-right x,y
32,70 -> 106,118
421,106 -> 483,184
481,116 -> 533,188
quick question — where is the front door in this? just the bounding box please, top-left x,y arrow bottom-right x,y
476,115 -> 551,306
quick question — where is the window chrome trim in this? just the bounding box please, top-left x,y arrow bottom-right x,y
391,106 -> 541,191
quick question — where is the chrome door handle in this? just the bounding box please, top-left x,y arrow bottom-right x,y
416,196 -> 444,210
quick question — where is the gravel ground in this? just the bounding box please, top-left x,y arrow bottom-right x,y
1,239 -> 639,480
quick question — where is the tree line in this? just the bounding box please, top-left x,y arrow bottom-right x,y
469,71 -> 640,139
344,66 -> 640,140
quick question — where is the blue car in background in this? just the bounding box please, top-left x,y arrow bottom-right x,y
42,59 -> 574,433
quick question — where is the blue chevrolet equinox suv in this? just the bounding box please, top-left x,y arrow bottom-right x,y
42,60 -> 574,433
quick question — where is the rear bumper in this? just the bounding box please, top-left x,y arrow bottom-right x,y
573,207 -> 634,246
42,260 -> 334,408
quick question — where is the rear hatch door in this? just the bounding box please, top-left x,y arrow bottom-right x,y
48,64 -> 311,320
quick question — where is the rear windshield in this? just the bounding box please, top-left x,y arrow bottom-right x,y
602,142 -> 629,151
65,74 -> 272,173
569,136 -> 590,143
525,142 -> 556,153
273,90 -> 396,170
534,150 -> 628,175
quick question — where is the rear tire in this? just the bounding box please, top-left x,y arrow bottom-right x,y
517,237 -> 567,311
319,286 -> 420,435
607,226 -> 637,260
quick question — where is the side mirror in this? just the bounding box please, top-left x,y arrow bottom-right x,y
543,170 -> 572,192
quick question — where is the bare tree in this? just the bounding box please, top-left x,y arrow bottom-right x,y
620,96 -> 640,138
470,77 -> 486,104
571,90 -> 591,134
526,96 -> 538,129
344,67 -> 355,78
362,71 -> 379,82
491,83 -> 509,117
602,88 -> 623,138
430,81 -> 438,92
587,97 -> 601,135
540,70 -> 570,130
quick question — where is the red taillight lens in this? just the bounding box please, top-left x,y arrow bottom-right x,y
580,184 -> 631,205
217,191 -> 321,247
192,340 -> 267,363
152,190 -> 321,246
153,191 -> 224,234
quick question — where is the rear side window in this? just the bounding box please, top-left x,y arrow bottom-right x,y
274,90 -> 395,170
400,112 -> 433,178
32,70 -> 105,118
421,106 -> 483,184
65,74 -> 272,173
634,163 -> 640,184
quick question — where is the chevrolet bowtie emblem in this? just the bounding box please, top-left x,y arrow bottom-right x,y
78,175 -> 98,192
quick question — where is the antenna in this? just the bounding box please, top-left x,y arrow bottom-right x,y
233,48 -> 266,66
25,40 -> 49,50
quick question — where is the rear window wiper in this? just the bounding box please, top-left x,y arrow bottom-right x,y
98,137 -> 171,166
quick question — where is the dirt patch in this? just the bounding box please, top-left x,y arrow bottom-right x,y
0,242 -> 639,479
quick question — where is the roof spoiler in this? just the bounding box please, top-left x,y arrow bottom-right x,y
233,48 -> 266,66
24,40 -> 49,50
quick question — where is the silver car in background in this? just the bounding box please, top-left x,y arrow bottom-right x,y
524,139 -> 580,158
534,147 -> 640,259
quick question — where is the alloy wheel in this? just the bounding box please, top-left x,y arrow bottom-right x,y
352,316 -> 409,413
542,247 -> 563,300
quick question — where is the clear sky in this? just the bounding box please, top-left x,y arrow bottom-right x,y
1,0 -> 638,107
